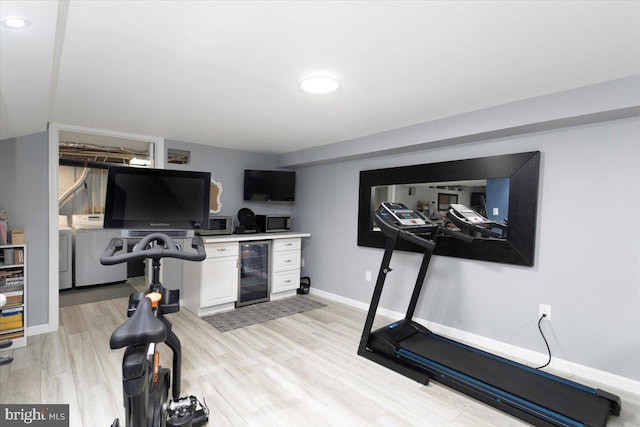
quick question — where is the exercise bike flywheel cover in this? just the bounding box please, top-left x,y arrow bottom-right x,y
237,208 -> 256,226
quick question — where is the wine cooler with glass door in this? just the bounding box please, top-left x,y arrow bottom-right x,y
237,241 -> 270,307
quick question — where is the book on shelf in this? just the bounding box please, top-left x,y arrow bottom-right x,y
0,220 -> 7,245
0,280 -> 24,294
0,310 -> 22,318
2,291 -> 23,306
0,270 -> 24,291
14,248 -> 24,264
0,307 -> 24,324
0,319 -> 23,328
0,321 -> 23,331
0,330 -> 24,341
0,287 -> 23,295
0,248 -> 14,265
0,269 -> 23,279
0,305 -> 24,336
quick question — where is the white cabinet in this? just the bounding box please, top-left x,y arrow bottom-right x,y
200,256 -> 238,307
182,233 -> 309,315
271,238 -> 301,294
183,241 -> 238,316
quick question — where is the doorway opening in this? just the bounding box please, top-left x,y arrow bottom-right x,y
48,123 -> 164,331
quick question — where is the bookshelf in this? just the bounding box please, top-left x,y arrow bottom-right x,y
0,244 -> 26,350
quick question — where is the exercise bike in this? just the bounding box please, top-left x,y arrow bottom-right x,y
101,233 -> 210,427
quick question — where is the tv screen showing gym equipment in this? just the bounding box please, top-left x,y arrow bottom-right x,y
104,166 -> 211,230
243,170 -> 295,201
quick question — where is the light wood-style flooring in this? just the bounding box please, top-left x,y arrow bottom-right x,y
1,292 -> 638,426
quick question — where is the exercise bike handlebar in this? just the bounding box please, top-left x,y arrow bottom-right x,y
100,233 -> 206,265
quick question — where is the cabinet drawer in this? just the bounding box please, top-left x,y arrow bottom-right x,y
273,250 -> 300,271
272,238 -> 301,252
205,242 -> 239,258
272,270 -> 300,293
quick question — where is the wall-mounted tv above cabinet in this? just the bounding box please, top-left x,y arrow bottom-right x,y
244,170 -> 295,202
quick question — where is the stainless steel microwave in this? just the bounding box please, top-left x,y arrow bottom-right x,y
198,216 -> 233,235
256,215 -> 291,232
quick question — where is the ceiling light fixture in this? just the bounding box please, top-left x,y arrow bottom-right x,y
299,75 -> 340,94
1,16 -> 32,29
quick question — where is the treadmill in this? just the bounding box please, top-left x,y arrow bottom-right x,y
358,202 -> 621,427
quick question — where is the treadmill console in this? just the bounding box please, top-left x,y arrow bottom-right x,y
375,202 -> 438,250
447,204 -> 504,238
448,204 -> 491,225
379,202 -> 426,226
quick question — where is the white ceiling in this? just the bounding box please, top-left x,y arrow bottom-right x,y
1,1 -> 639,154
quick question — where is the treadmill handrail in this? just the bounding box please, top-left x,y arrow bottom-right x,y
440,225 -> 474,244
399,229 -> 436,251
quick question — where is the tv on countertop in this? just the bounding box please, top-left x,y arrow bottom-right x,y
104,166 -> 211,230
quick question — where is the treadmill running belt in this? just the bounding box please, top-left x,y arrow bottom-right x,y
399,333 -> 610,427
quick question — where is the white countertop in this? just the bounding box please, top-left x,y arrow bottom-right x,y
201,231 -> 310,244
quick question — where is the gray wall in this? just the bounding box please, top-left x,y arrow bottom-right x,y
0,135 -> 287,328
160,139 -> 287,288
0,132 -> 50,327
165,139 -> 292,219
2,79 -> 638,383
279,75 -> 640,167
292,116 -> 640,380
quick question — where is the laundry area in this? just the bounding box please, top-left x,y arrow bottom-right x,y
71,214 -> 125,287
57,132 -> 151,303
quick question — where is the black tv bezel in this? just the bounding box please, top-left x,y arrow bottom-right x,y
103,166 -> 211,230
243,169 -> 296,202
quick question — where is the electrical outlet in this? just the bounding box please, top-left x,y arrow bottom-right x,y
493,207 -> 499,216
301,258 -> 305,268
539,304 -> 551,321
365,271 -> 372,282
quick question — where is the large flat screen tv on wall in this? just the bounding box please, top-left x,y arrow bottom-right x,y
244,170 -> 295,201
104,166 -> 211,230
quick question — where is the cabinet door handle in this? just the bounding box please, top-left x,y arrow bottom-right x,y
217,248 -> 227,252
284,280 -> 292,283
284,259 -> 292,263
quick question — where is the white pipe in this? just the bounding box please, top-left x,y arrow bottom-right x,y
58,168 -> 91,206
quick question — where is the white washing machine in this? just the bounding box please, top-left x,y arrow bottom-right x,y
72,215 -> 127,287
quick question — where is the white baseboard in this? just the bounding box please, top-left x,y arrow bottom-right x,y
27,323 -> 54,337
311,288 -> 371,311
310,288 -> 640,395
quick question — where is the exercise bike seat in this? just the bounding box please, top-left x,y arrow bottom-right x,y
110,295 -> 167,349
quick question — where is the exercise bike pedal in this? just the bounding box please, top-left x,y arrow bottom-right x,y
167,395 -> 209,427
